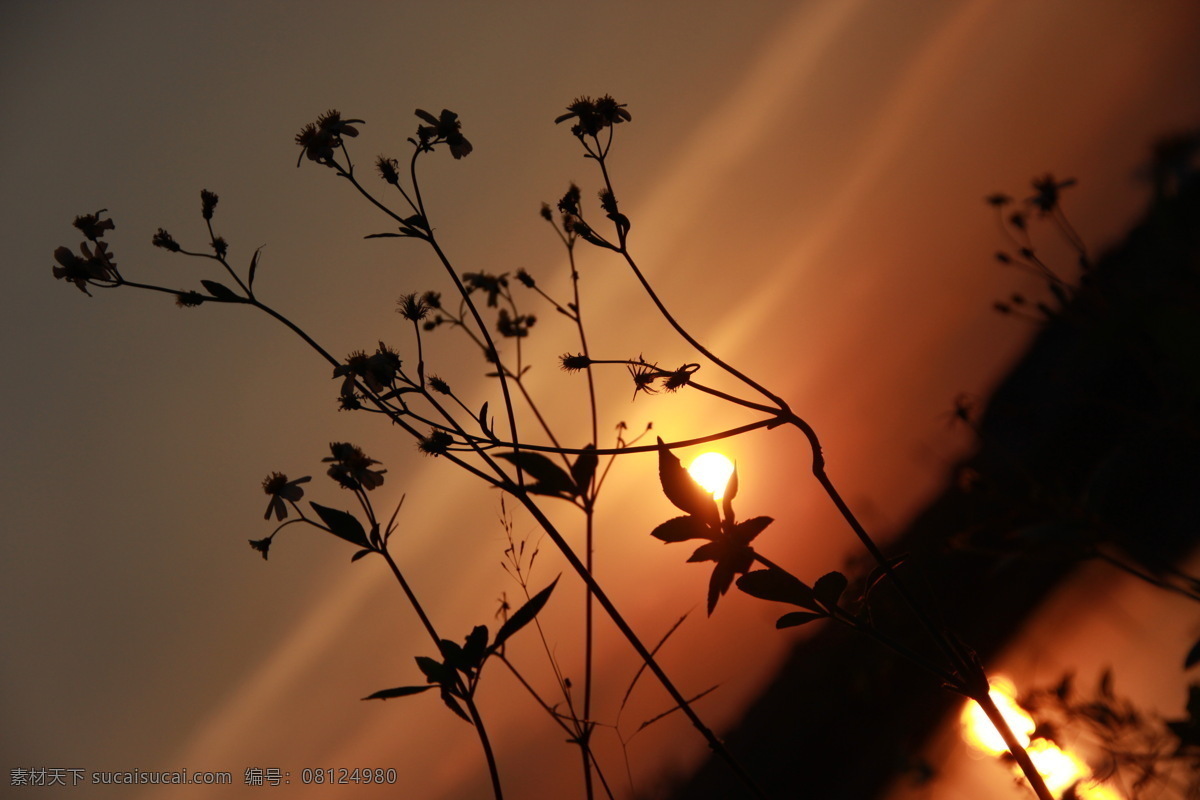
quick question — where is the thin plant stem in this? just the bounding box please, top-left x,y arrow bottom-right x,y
512,493 -> 768,800
379,548 -> 505,800
585,140 -> 1056,799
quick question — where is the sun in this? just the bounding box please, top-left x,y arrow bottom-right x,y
688,452 -> 736,500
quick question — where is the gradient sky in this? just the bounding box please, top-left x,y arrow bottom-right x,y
4,1 -> 1200,798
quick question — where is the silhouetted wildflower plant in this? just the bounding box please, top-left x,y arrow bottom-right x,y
50,97 -> 1073,800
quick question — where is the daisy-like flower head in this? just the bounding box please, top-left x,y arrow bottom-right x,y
262,472 -> 311,521
396,292 -> 431,322
295,110 -> 362,168
414,108 -> 472,159
323,442 -> 386,491
316,109 -> 362,138
52,240 -> 118,295
418,430 -> 454,456
555,95 -> 631,138
73,210 -> 115,241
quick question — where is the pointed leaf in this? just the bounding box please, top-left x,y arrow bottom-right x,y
439,639 -> 465,669
492,576 -> 558,651
363,685 -> 435,701
415,655 -> 453,685
657,438 -> 718,525
570,444 -> 597,496
200,279 -> 240,301
776,611 -> 826,629
707,561 -> 737,615
477,402 -> 491,436
247,246 -> 263,291
440,688 -> 473,724
736,568 -> 821,612
496,451 -> 575,497
650,515 -> 711,543
364,232 -> 404,239
1186,637 -> 1200,670
309,502 -> 370,548
731,516 -> 773,545
722,463 -> 739,523
350,548 -> 372,562
687,541 -> 722,563
462,625 -> 489,669
813,571 -> 848,611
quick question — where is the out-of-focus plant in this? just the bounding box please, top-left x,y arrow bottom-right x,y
1015,671 -> 1200,800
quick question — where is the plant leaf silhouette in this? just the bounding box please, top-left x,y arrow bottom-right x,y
776,611 -> 826,629
462,624 -> 489,669
477,402 -> 492,437
1185,637 -> 1200,670
363,685 -> 436,701
200,279 -> 240,301
247,247 -> 262,292
309,501 -> 371,548
439,690 -> 472,724
657,438 -> 718,526
491,576 -> 559,652
570,444 -> 597,495
736,568 -> 821,612
651,515 -> 711,543
496,452 -> 576,498
813,571 -> 848,611
722,462 -> 739,523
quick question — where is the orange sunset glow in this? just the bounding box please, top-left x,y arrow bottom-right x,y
961,678 -> 1122,800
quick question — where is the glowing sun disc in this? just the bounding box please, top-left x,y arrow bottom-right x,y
688,452 -> 735,500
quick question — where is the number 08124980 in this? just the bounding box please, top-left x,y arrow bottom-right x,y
300,768 -> 398,785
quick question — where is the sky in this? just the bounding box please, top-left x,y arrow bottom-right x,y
4,1 -> 1200,798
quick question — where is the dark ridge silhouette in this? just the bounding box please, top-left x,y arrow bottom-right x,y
668,146 -> 1200,800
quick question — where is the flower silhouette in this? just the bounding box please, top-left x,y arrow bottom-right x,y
323,442 -> 386,491
555,95 -> 631,137
262,472 -> 311,521
414,109 -> 472,159
650,439 -> 772,614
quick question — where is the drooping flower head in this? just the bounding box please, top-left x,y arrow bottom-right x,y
72,210 -> 115,242
262,472 -> 311,521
